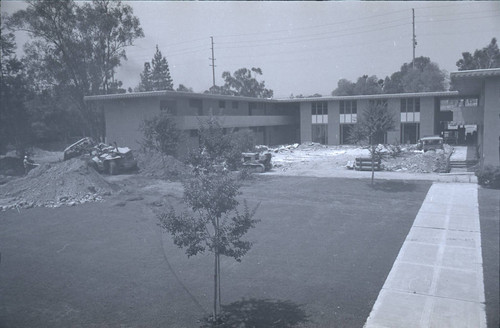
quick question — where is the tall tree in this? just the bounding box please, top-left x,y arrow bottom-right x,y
0,14 -> 30,152
332,75 -> 383,96
176,84 -> 193,92
383,57 -> 446,93
9,0 -> 143,138
210,67 -> 273,98
349,102 -> 395,184
331,78 -> 355,96
456,38 -> 500,70
138,62 -> 153,92
137,45 -> 173,91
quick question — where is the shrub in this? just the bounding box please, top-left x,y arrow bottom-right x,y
140,113 -> 180,156
476,165 -> 500,189
187,118 -> 256,172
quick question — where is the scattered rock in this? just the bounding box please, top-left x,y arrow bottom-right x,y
0,158 -> 114,210
126,196 -> 144,202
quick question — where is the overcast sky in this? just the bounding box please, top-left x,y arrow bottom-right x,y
3,1 -> 500,98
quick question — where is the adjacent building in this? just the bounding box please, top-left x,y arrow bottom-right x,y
450,68 -> 500,168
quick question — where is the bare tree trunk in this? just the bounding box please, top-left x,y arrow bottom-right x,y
213,250 -> 218,323
371,144 -> 375,185
218,252 -> 221,315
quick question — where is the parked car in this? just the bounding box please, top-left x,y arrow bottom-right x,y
417,136 -> 444,152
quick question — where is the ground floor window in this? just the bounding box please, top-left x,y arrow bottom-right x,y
340,124 -> 355,144
401,123 -> 420,144
312,124 -> 328,144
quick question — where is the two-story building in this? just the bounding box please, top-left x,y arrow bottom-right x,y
85,68 -> 499,167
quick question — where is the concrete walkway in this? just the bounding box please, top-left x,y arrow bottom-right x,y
365,183 -> 486,328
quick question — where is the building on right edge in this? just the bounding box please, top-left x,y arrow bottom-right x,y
451,68 -> 500,168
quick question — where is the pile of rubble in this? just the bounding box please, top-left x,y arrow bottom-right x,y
135,150 -> 188,180
383,144 -> 453,173
0,158 -> 114,211
263,143 -> 453,174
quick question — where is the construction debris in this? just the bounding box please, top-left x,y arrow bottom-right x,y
0,158 -> 114,211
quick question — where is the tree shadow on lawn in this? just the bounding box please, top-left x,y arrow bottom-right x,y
200,298 -> 310,327
368,180 -> 418,192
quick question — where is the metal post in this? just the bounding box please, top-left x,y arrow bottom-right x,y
412,9 -> 416,68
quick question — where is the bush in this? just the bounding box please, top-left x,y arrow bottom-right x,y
188,118 -> 256,172
140,113 -> 180,156
476,165 -> 500,189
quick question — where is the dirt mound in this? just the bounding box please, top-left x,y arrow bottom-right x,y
383,145 -> 453,173
0,158 -> 115,210
135,150 -> 188,180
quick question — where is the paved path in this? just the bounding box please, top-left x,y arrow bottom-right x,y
450,146 -> 468,161
365,183 -> 486,328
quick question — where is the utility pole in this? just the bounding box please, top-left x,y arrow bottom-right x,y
412,8 -> 417,69
210,36 -> 216,88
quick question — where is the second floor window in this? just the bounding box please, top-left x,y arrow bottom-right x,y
401,98 -> 420,122
340,100 -> 357,123
312,101 -> 328,124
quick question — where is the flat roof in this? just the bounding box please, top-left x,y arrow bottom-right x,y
84,90 -> 277,102
451,68 -> 500,78
85,90 -> 459,103
280,91 -> 458,102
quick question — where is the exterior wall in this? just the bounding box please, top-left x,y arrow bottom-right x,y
300,102 -> 312,143
420,97 -> 435,138
104,97 -> 160,149
386,98 -> 400,144
298,96 -> 439,145
328,100 -> 340,145
482,78 -> 500,167
102,95 -> 298,153
175,115 -> 295,130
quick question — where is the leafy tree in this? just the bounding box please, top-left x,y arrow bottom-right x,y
176,84 -> 193,92
9,0 -> 143,138
332,78 -> 355,96
0,14 -> 31,153
332,75 -> 383,96
138,62 -> 153,92
209,67 -> 273,98
205,84 -> 232,96
349,102 -> 395,184
138,45 -> 173,91
383,57 -> 446,93
158,120 -> 260,323
456,38 -> 500,70
187,117 -> 256,172
354,75 -> 383,95
140,112 -> 180,156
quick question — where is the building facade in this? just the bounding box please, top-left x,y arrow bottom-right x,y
85,72 -> 497,166
451,68 -> 500,168
85,91 -> 300,156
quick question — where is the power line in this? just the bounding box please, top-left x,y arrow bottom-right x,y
215,17 -> 409,47
217,22 -> 410,51
213,8 -> 411,39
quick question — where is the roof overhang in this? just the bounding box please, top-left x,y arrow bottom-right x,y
451,68 -> 500,95
85,90 -> 459,103
84,90 -> 277,103
279,91 -> 458,103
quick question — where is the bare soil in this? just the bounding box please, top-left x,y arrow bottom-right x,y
0,158 -> 115,210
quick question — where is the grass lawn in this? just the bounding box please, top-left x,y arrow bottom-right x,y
161,176 -> 431,327
0,176 -> 431,327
